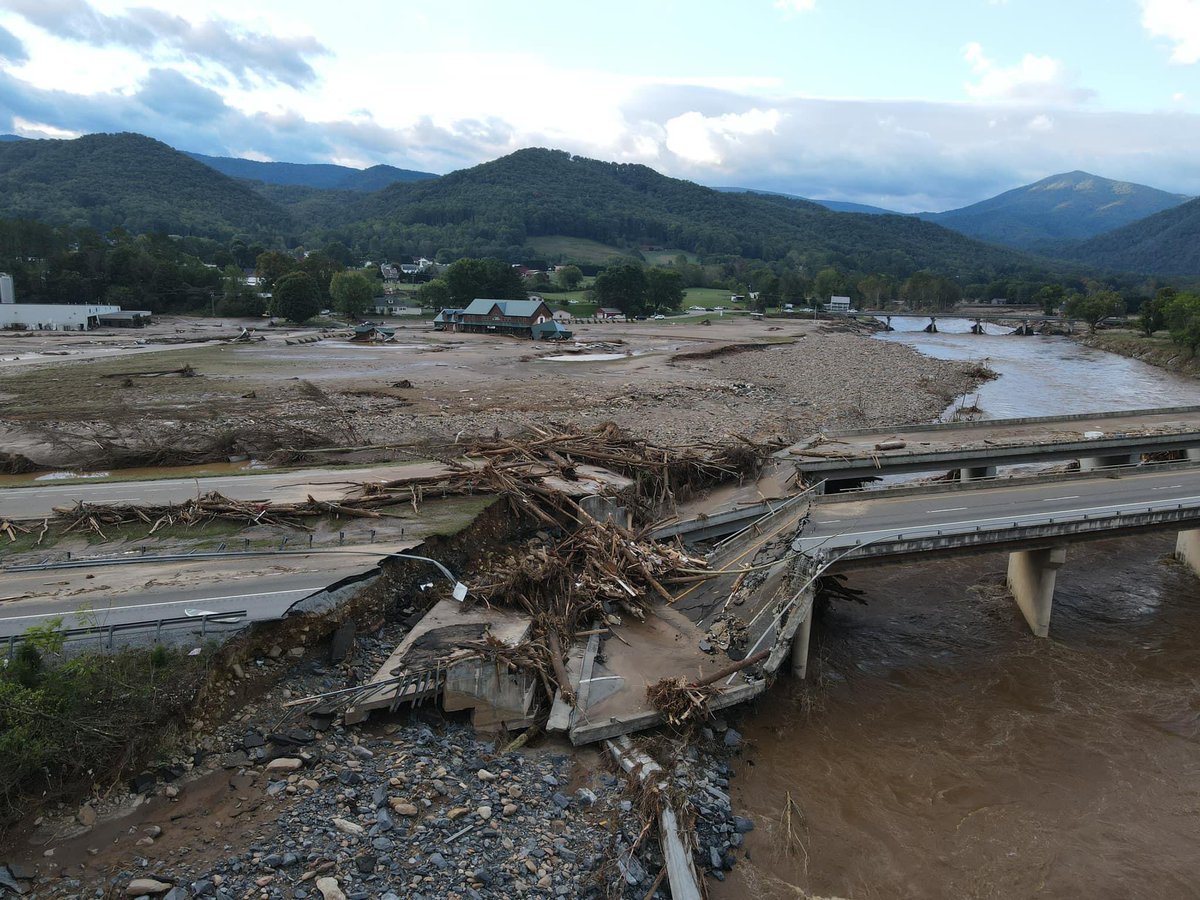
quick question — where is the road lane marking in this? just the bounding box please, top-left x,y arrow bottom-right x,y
1040,495 -> 1080,502
927,506 -> 968,513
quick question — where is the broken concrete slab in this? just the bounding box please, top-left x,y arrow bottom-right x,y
344,600 -> 531,725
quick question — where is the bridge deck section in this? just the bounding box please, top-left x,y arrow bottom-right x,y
794,466 -> 1200,565
784,406 -> 1200,479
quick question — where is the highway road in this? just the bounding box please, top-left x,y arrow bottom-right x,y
0,544 -> 418,638
794,466 -> 1200,554
786,406 -> 1200,462
0,461 -> 453,520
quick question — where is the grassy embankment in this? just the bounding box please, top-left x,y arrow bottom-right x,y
1078,328 -> 1200,377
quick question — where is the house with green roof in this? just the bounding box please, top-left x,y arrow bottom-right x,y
440,298 -> 555,337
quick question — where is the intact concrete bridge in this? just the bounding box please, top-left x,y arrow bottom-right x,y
792,465 -> 1200,638
785,406 -> 1200,486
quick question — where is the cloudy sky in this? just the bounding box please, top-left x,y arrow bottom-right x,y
1,0 -> 1200,211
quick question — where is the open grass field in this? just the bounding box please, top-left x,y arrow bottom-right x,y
684,287 -> 743,309
527,236 -> 629,264
640,248 -> 697,265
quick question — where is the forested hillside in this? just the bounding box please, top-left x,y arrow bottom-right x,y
1064,197 -> 1200,275
921,171 -> 1191,251
0,135 -> 1082,284
0,133 -> 290,239
311,148 -> 1043,280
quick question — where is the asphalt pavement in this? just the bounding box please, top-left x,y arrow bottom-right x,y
796,466 -> 1200,552
0,461 -> 452,520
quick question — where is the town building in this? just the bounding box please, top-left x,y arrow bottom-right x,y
596,307 -> 625,320
0,275 -> 153,330
827,295 -> 853,313
434,298 -> 555,337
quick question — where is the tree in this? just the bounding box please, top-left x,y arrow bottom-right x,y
329,270 -> 375,319
1035,283 -> 1065,316
416,279 -> 452,309
1138,288 -> 1171,337
444,258 -> 526,306
592,264 -> 647,316
812,266 -> 844,302
556,265 -> 583,290
1164,292 -> 1200,353
1065,289 -> 1125,334
857,274 -> 895,306
216,264 -> 265,317
900,271 -> 961,311
255,250 -> 296,292
299,252 -> 343,306
646,268 -> 685,312
270,271 -> 320,323
321,241 -> 354,267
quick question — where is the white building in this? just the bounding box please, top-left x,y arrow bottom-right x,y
827,295 -> 852,313
0,302 -> 125,330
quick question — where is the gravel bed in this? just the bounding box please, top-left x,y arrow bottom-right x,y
10,628 -> 757,900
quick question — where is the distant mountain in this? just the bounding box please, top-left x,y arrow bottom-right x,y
1064,197 -> 1200,275
920,171 -> 1191,250
322,148 -> 1044,279
0,134 -> 26,142
714,186 -> 897,215
0,133 -> 292,239
187,152 -> 437,192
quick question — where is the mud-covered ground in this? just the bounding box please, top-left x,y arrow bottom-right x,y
0,316 -> 982,468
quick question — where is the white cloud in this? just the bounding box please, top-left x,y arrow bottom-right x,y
962,42 -> 1091,104
773,0 -> 816,14
664,108 -> 782,166
1141,0 -> 1200,63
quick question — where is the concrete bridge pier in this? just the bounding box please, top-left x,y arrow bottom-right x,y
970,319 -> 985,335
1187,448 -> 1200,462
790,605 -> 814,679
924,317 -> 939,333
1007,545 -> 1067,637
958,465 -> 997,482
1176,529 -> 1200,577
1078,453 -> 1140,473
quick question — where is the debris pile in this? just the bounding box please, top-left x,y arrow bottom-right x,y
51,491 -> 379,538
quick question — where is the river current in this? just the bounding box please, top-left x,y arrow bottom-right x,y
715,319 -> 1200,899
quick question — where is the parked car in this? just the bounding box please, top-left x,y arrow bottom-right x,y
652,314 -> 666,320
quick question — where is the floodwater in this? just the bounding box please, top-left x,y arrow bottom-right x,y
538,352 -> 629,362
717,325 -> 1200,899
876,316 -> 1200,418
0,458 -> 264,489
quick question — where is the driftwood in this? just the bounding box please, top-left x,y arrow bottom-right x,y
99,365 -> 197,378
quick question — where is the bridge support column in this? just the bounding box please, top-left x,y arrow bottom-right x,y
959,465 -> 997,482
1007,546 -> 1067,637
924,317 -> 938,333
1176,529 -> 1200,577
790,605 -> 814,679
1187,448 -> 1200,463
1078,453 -> 1139,472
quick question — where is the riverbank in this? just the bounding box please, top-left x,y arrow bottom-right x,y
713,326 -> 1200,900
1075,328 -> 1200,378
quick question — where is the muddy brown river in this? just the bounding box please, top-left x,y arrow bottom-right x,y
717,324 -> 1200,899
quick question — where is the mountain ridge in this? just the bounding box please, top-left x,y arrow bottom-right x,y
919,171 -> 1191,250
185,151 -> 438,192
0,132 -> 290,238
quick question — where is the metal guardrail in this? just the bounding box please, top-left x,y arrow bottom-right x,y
2,610 -> 248,659
794,496 -> 1200,558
